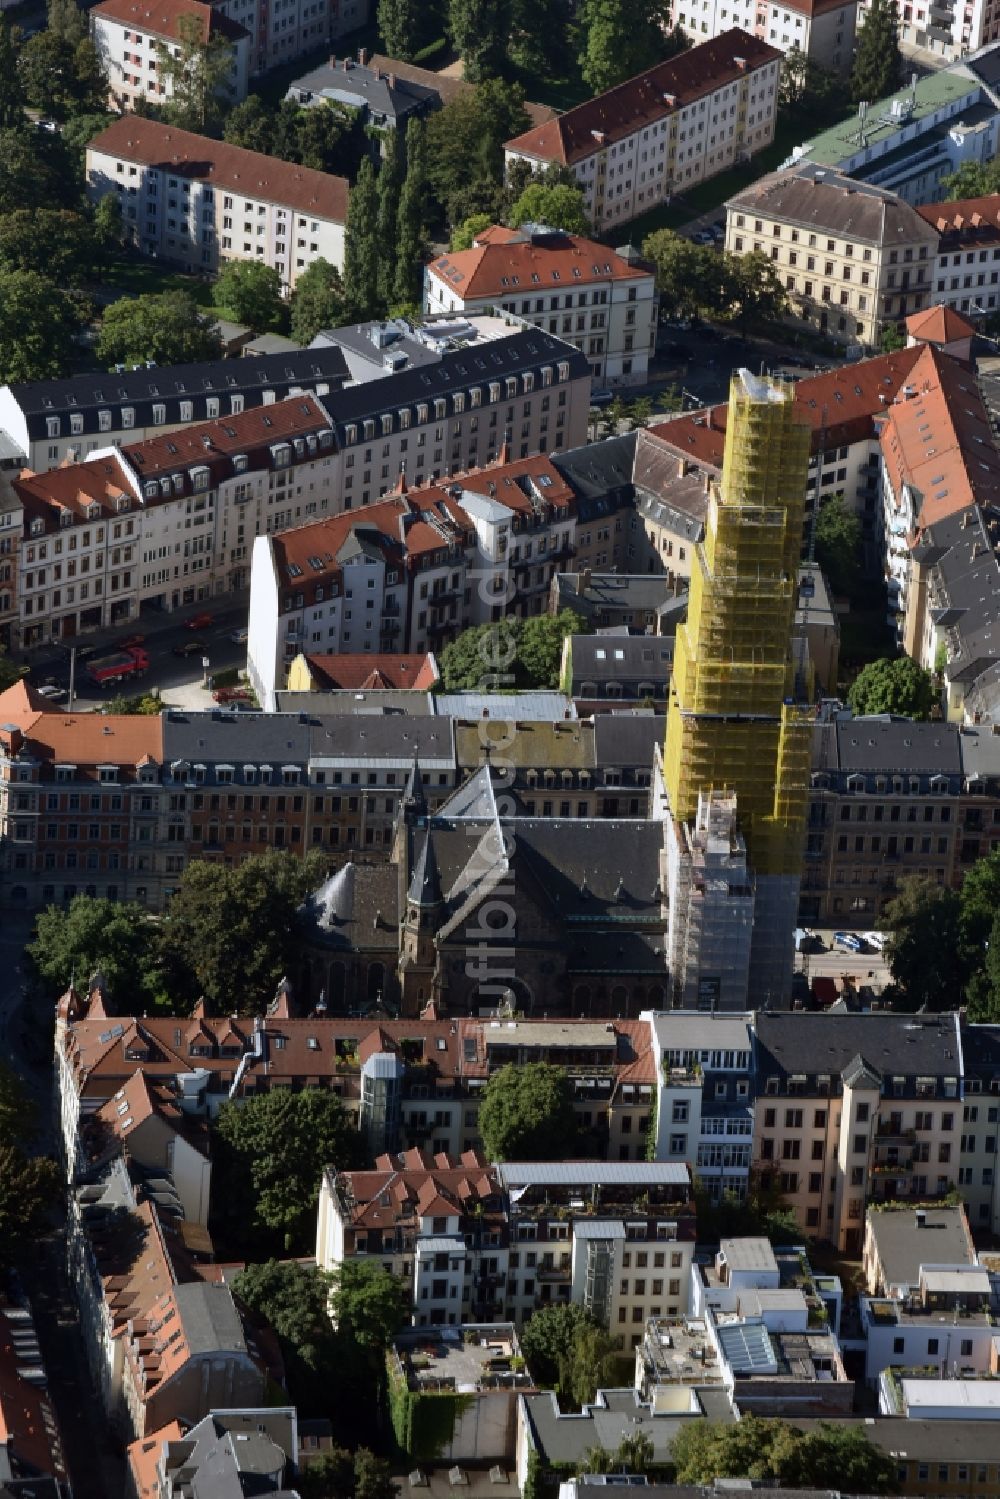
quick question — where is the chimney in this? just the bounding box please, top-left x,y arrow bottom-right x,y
389,72 -> 397,88
358,45 -> 368,64
329,52 -> 336,65
677,457 -> 689,477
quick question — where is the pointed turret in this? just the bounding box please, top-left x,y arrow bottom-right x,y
408,830 -> 442,908
402,756 -> 427,817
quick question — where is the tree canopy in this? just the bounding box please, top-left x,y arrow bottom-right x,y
850,0 -> 901,103
847,656 -> 937,719
232,1259 -> 339,1412
882,846 -> 1000,1019
943,158 -> 1000,200
290,257 -> 346,344
0,267 -> 82,382
214,260 -> 286,333
157,847 -> 327,1015
424,80 -> 529,226
578,0 -> 678,92
510,182 -> 590,234
96,290 -> 222,368
214,1087 -> 364,1253
448,0 -> 507,80
0,1064 -> 58,1272
28,895 -> 164,1013
329,1258 -> 412,1354
642,229 -> 785,328
518,1303 -> 618,1408
670,1416 -> 896,1492
156,13 -> 236,133
438,611 -> 584,690
814,493 -> 862,598
479,1062 -> 579,1161
224,96 -> 366,179
451,213 -> 492,252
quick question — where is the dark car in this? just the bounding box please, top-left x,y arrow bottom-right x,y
186,611 -> 213,631
172,638 -> 207,658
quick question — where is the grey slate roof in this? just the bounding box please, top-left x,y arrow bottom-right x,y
174,1282 -> 248,1357
567,634 -> 674,688
523,1388 -> 730,1469
833,716 -> 963,775
551,430 -> 638,501
287,57 -> 438,125
299,862 -> 400,951
4,347 -> 349,441
307,715 -> 456,768
163,709 -> 312,767
727,162 -> 939,245
753,1012 -> 962,1082
592,712 -> 666,766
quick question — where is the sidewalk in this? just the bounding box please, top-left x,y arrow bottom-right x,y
17,589 -> 250,676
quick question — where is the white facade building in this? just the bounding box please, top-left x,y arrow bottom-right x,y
90,0 -> 250,114
504,30 -> 781,233
424,227 -> 658,388
86,116 -> 347,290
675,0 -> 856,72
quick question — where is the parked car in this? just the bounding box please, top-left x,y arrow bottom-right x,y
186,611 -> 213,631
833,931 -> 863,952
172,638 -> 207,658
230,627 -> 249,644
213,685 -> 252,704
37,684 -> 67,701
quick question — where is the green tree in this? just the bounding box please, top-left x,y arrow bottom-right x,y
394,117 -> 428,306
69,36 -> 108,115
448,0 -> 507,80
97,289 -> 222,368
18,29 -> 105,119
159,847 -> 328,1015
614,1431 -> 654,1473
28,895 -> 163,1013
509,0 -> 570,72
353,1451 -> 396,1499
61,110 -> 114,156
330,1258 -> 412,1354
223,94 -> 276,153
0,18 -> 23,129
48,0 -> 88,45
642,229 -> 719,322
438,618 -> 519,690
0,268 -> 81,382
93,190 -> 122,251
883,877 -> 965,1012
967,907 -> 1000,1021
232,1259 -> 339,1411
850,0 -> 901,103
943,159 -> 1000,200
671,1416 -> 894,1492
813,492 -> 861,597
847,655 -> 937,719
881,321 -> 906,352
343,155 -> 380,320
291,256 -> 346,343
579,0 -> 672,92
450,212 -> 492,251
510,181 -> 589,234
214,1087 -> 364,1252
376,129 -> 404,310
0,127 -> 80,214
378,0 -> 422,59
567,1320 -> 618,1407
479,1062 -> 579,1161
0,207 -> 95,283
728,249 -> 786,326
0,1145 -> 59,1272
519,1304 -> 616,1408
214,260 -> 285,332
297,1448 -> 356,1499
518,610 -> 585,688
425,80 -> 529,226
156,13 -> 236,133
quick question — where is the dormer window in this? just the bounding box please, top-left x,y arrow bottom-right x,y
190,465 -> 210,491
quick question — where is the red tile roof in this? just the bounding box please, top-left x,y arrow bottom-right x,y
505,29 -> 780,165
92,0 -> 248,43
123,393 -> 333,479
905,304 -> 976,344
428,229 -> 651,300
127,1422 -> 185,1499
87,116 -> 348,223
649,346 -> 928,465
304,652 -> 440,690
916,194 -> 1000,245
14,452 -> 134,530
338,1148 -> 500,1230
0,1303 -> 67,1487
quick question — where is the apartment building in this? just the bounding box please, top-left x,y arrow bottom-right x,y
315,1149 -> 509,1327
804,715 -> 964,925
90,0 -> 250,114
128,1408 -> 312,1499
425,227 -> 657,387
752,1012 -> 963,1253
679,0 -> 856,64
497,1161 -> 696,1343
68,1161 -> 267,1439
86,116 -> 348,290
957,1021 -> 1000,1234
725,163 -> 939,344
504,30 -> 781,232
0,347 -> 350,473
863,1203 -> 976,1296
860,1262 -> 1000,1383
857,0 -> 1000,60
646,1013 -> 754,1202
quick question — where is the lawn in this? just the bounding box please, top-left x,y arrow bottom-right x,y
96,256 -> 217,307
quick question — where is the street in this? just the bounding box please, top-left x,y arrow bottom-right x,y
19,595 -> 252,711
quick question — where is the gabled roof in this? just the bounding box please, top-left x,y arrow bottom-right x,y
727,162 -> 938,245
505,30 -> 780,165
428,229 -> 652,300
88,117 -> 348,224
91,0 -> 248,43
905,303 -> 977,343
304,652 -> 439,691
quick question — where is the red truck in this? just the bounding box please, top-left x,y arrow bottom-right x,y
86,646 -> 150,687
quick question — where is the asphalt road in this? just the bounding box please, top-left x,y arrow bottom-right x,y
20,595 -> 251,710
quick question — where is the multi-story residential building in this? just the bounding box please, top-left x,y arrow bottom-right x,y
863,1203 -> 976,1296
860,1261 -> 1000,1383
752,1011 -> 963,1253
285,649 -> 440,692
675,0 -> 855,67
90,0 -> 250,114
782,53 -> 1000,205
82,1068 -> 212,1227
957,1020 -> 1000,1234
127,1408 -> 317,1499
857,0 -> 1000,61
0,347 -> 350,473
725,164 -> 939,344
67,1158 -> 268,1439
0,1296 -> 68,1496
227,0 -> 367,78
424,227 -> 657,387
920,193 -> 1000,318
804,715 -> 964,926
497,1161 -> 695,1342
504,31 -> 781,233
287,53 -> 439,131
86,116 -> 348,290
315,1149 -> 509,1327
646,1013 -> 754,1200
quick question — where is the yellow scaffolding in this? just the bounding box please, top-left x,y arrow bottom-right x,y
664,371 -> 812,878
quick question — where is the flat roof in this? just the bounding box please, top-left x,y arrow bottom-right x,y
501,1162 -> 689,1186
790,67 -> 980,168
868,1206 -> 974,1287
902,1379 -> 1000,1411
720,1238 -> 778,1273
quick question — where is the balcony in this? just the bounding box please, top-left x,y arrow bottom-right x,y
537,1263 -> 571,1283
875,1125 -> 916,1144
